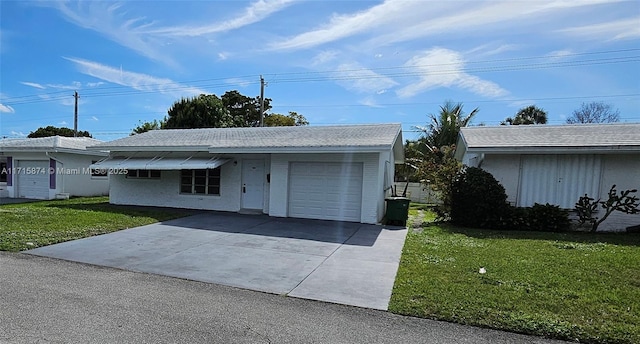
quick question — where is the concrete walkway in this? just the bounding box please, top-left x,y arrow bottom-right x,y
27,212 -> 407,310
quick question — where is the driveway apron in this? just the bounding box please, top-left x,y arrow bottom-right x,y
26,212 -> 408,310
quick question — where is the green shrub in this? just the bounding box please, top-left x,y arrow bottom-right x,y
527,203 -> 571,232
450,167 -> 509,228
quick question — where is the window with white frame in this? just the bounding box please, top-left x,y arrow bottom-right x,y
181,168 -> 220,195
127,169 -> 161,179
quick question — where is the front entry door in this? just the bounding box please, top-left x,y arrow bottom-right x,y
241,159 -> 265,210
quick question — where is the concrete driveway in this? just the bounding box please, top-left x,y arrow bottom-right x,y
27,212 -> 407,310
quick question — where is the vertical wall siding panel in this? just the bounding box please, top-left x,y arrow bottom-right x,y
557,155 -> 601,208
519,155 -> 558,207
519,155 -> 601,208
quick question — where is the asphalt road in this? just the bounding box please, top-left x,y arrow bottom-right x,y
0,252 -> 567,344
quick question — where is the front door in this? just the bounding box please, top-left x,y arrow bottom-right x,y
241,159 -> 265,210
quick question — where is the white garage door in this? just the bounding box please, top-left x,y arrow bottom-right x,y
17,160 -> 49,199
288,162 -> 363,222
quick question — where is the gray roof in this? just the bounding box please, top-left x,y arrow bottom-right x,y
457,123 -> 640,156
0,136 -> 106,155
89,124 -> 403,155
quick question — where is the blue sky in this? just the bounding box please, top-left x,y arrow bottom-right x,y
1,0 -> 639,141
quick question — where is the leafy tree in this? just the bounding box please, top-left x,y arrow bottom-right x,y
131,119 -> 166,135
502,105 -> 547,125
28,126 -> 92,138
566,101 -> 620,124
416,101 -> 479,151
415,144 -> 462,219
164,94 -> 234,129
403,101 -> 477,217
396,140 -> 427,182
264,111 -> 309,127
221,90 -> 271,127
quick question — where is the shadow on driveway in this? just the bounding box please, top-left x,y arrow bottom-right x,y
27,211 -> 408,310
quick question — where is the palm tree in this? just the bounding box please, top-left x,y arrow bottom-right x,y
417,100 -> 479,151
503,105 -> 547,125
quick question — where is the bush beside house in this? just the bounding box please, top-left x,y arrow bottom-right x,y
450,167 -> 572,232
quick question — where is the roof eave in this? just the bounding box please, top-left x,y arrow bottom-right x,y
208,145 -> 392,154
0,148 -> 108,156
466,145 -> 640,154
87,146 -> 212,152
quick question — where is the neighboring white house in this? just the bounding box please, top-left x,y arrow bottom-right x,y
455,123 -> 640,231
0,136 -> 109,200
88,124 -> 404,224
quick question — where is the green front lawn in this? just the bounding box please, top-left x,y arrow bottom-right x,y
0,197 -> 194,251
390,206 -> 640,344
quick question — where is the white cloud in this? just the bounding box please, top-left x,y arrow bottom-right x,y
311,50 -> 339,66
44,1 -> 173,65
547,49 -> 573,60
64,57 -> 206,97
10,131 -> 25,137
225,78 -> 254,88
217,52 -> 229,61
396,48 -> 508,99
86,82 -> 105,87
91,116 -> 99,121
334,63 -> 398,94
0,103 -> 15,113
270,0 -> 422,50
47,82 -> 82,90
271,0 -> 620,51
466,43 -> 520,58
60,97 -> 77,107
359,96 -> 383,108
148,0 -> 296,37
59,121 -> 68,126
20,81 -> 46,89
559,17 -> 640,41
21,81 -> 93,90
44,0 -> 294,65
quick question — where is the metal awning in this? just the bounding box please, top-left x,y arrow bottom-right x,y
90,156 -> 230,170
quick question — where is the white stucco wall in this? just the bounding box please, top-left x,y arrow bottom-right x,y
269,152 -> 383,224
597,154 -> 640,231
48,152 -> 109,197
4,152 -> 108,199
109,154 -> 270,212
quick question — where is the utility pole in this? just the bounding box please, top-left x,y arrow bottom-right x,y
259,75 -> 265,127
73,91 -> 79,137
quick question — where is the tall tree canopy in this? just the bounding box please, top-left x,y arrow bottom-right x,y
28,126 -> 92,138
566,101 -> 620,124
131,119 -> 166,135
164,94 -> 233,129
221,90 -> 271,127
264,112 -> 309,127
141,91 -> 303,131
502,105 -> 548,125
417,100 -> 479,150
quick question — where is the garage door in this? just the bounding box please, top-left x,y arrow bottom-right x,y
17,160 -> 49,199
288,162 -> 363,222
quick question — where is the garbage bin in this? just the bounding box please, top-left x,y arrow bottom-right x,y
385,197 -> 411,226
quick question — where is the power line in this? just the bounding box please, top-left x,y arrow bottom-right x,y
3,48 -> 639,106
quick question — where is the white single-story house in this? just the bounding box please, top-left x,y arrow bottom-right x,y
88,124 -> 404,224
455,123 -> 640,231
0,136 -> 110,200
